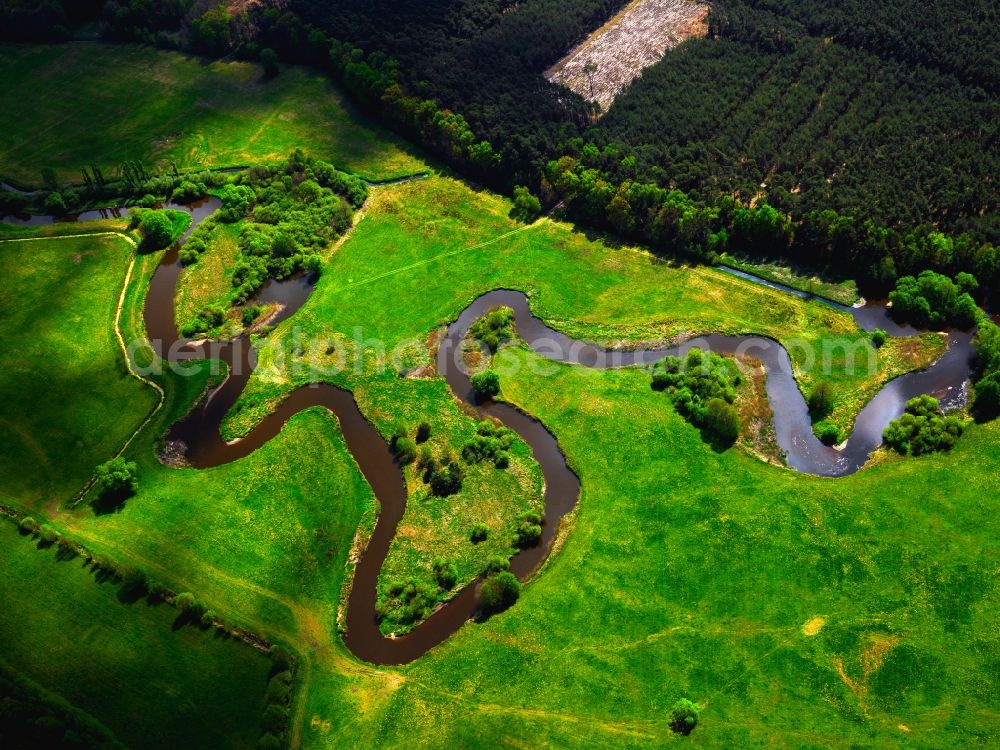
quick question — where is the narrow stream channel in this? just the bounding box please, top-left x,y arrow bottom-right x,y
6,201 -> 974,664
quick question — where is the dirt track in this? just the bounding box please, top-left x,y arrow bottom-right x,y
544,0 -> 709,111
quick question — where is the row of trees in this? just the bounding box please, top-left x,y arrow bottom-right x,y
543,155 -> 1000,298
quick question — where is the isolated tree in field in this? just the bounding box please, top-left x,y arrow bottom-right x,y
260,48 -> 279,76
511,185 -> 541,223
808,382 -> 835,419
471,370 -> 500,401
95,457 -> 138,498
139,211 -> 174,250
670,698 -> 700,735
480,571 -> 520,613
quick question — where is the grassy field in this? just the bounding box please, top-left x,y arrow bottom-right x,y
1,48 -> 992,749
0,228 -> 157,509
720,253 -> 861,306
0,43 -> 427,186
0,520 -> 272,750
352,348 -> 998,748
226,176 -> 943,441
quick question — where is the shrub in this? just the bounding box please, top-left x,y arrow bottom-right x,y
480,572 -> 521,613
262,703 -> 289,735
470,523 -> 489,543
469,307 -> 514,352
181,305 -> 226,338
38,524 -> 59,545
808,382 -> 835,419
393,436 -> 417,466
95,457 -> 138,498
122,568 -> 148,598
174,592 -> 197,611
815,421 -> 841,446
871,328 -> 887,348
260,47 -> 279,76
462,421 -> 514,465
138,210 -> 174,250
170,180 -> 207,204
883,395 -> 966,455
377,579 -> 437,624
429,461 -> 464,497
44,191 -> 66,214
470,370 -> 500,401
416,421 -> 431,443
219,183 -> 256,222
18,517 -> 40,536
242,305 -> 263,327
974,375 -> 1000,420
510,186 -> 542,223
670,698 -> 700,735
484,556 -> 509,574
703,398 -> 740,446
432,558 -> 458,590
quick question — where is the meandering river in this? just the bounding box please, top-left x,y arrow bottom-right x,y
7,200 -> 973,664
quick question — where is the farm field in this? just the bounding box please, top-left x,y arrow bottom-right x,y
0,520 -> 273,750
0,43 -> 427,187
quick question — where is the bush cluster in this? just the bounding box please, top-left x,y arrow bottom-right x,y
513,510 -> 543,548
883,395 -> 966,455
180,153 -> 366,310
652,349 -> 742,446
888,270 -> 980,329
377,579 -> 437,626
181,305 -> 226,339
414,442 -> 465,498
469,307 -> 514,353
462,420 -> 514,469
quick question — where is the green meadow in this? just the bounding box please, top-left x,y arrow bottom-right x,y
0,44 -> 995,750
0,43 -> 426,186
0,520 -> 272,750
0,228 -> 156,509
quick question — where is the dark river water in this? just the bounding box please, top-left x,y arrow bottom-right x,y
7,201 -> 974,664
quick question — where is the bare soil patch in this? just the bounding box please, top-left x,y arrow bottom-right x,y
544,0 -> 709,111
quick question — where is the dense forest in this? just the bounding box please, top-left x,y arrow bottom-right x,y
590,0 -> 999,242
287,0 -> 621,183
1,0 -> 997,295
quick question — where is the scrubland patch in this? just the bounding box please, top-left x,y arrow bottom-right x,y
545,0 -> 709,110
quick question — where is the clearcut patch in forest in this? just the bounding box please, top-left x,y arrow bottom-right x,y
544,0 -> 709,111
